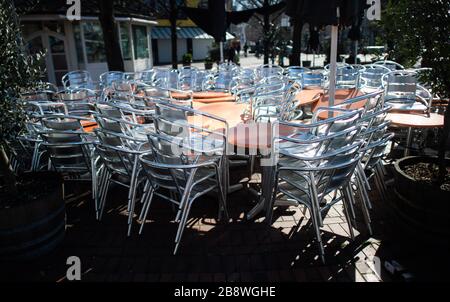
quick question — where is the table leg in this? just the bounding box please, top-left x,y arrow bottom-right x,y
246,164 -> 274,221
405,127 -> 413,157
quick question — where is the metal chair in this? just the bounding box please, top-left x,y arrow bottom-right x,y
99,71 -> 125,89
94,129 -> 148,235
56,89 -> 96,117
270,125 -> 364,262
39,116 -> 95,198
373,60 -> 405,71
382,70 -> 433,115
62,70 -> 94,90
255,64 -> 284,81
301,71 -> 325,88
285,66 -> 310,81
139,131 -> 228,254
359,64 -> 391,92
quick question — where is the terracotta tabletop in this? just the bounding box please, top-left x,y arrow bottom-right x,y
228,122 -> 304,150
80,119 -> 98,132
171,91 -> 232,100
193,96 -> 236,103
190,102 -> 250,130
312,88 -> 364,112
295,88 -> 324,106
386,112 -> 444,128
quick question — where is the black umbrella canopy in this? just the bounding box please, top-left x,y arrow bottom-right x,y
182,0 -> 286,42
286,0 -> 367,27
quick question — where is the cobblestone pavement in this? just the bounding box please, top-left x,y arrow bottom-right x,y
1,165 -> 448,282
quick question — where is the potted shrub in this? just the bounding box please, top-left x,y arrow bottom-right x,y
381,0 -> 450,244
204,56 -> 213,70
0,0 -> 66,260
182,53 -> 192,66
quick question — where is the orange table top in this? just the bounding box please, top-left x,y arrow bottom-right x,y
312,89 -> 364,112
295,88 -> 324,106
193,96 -> 236,103
191,102 -> 250,129
386,113 -> 444,128
193,91 -> 231,99
80,120 -> 98,133
171,91 -> 232,100
228,122 -> 305,150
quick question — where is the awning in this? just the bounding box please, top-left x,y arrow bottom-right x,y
151,27 -> 235,40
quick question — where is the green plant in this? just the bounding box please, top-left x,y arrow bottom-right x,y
0,0 -> 44,195
182,53 -> 192,64
379,0 -> 450,183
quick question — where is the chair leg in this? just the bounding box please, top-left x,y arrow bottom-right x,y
355,177 -> 373,236
174,199 -> 194,255
216,168 -> 229,222
99,177 -> 111,221
138,187 -> 155,235
309,202 -> 325,264
341,187 -> 355,240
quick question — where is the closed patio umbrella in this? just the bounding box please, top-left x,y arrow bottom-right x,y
182,0 -> 286,63
287,0 -> 367,106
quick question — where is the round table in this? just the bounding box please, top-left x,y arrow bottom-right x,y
192,102 -> 249,129
171,91 -> 234,101
387,112 -> 444,156
312,88 -> 364,112
193,96 -> 236,104
295,88 -> 324,106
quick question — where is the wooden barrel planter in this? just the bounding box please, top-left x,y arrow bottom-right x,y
0,172 -> 65,261
392,156 -> 450,246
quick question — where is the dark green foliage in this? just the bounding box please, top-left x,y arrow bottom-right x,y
0,0 -> 44,143
380,0 -> 450,99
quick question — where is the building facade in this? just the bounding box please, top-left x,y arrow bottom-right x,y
15,0 -> 157,85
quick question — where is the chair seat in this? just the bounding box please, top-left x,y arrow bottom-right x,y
387,101 -> 428,112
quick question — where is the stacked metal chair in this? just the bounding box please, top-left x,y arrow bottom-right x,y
269,109 -> 364,263
138,100 -> 229,253
62,70 -> 94,91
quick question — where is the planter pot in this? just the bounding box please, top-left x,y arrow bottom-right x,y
392,156 -> 450,246
0,171 -> 65,261
204,62 -> 213,70
183,62 -> 191,67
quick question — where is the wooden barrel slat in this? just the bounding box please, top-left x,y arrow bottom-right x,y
0,172 -> 65,261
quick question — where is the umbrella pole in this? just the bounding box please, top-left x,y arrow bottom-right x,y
220,41 -> 224,63
355,41 -> 358,64
328,25 -> 339,108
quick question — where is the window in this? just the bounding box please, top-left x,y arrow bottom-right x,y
82,22 -> 106,63
119,23 -> 132,60
132,25 -> 149,59
73,22 -> 85,64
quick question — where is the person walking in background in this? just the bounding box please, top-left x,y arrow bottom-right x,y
243,43 -> 248,57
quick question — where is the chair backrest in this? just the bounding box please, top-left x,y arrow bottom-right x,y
302,71 -> 324,88
40,117 -> 91,173
256,64 -> 284,80
335,65 -> 359,89
274,109 -> 362,160
62,70 -> 93,90
139,138 -> 188,194
373,60 -> 405,71
95,136 -> 139,180
359,64 -> 391,90
56,89 -> 95,116
276,132 -> 363,202
154,101 -> 227,154
382,70 -> 418,101
99,71 -> 125,88
285,66 -> 310,80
